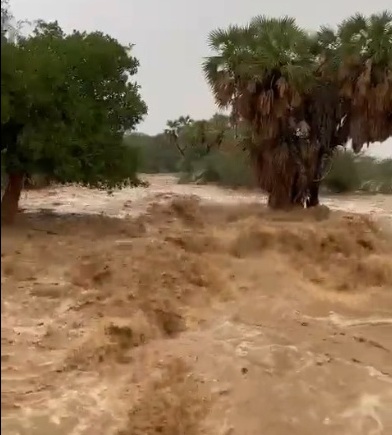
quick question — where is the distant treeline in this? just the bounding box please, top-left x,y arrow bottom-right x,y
124,117 -> 392,194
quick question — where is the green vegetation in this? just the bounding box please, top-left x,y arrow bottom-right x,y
324,152 -> 392,194
1,2 -> 147,223
126,114 -> 392,194
123,12 -> 392,201
1,3 -> 392,224
123,133 -> 179,174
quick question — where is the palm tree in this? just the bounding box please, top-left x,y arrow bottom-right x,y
203,17 -> 316,135
335,12 -> 392,152
203,17 -> 320,208
203,13 -> 392,209
303,11 -> 392,205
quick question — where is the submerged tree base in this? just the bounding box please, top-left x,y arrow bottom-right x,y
267,180 -> 320,210
267,190 -> 320,210
251,139 -> 323,211
306,182 -> 320,208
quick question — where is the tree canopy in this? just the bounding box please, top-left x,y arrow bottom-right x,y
203,13 -> 392,150
1,3 -> 147,222
203,12 -> 392,207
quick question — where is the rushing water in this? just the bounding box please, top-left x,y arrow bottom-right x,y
18,174 -> 392,226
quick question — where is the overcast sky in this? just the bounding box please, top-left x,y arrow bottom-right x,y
9,0 -> 392,158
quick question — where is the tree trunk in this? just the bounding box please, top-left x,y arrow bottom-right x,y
252,144 -> 317,210
253,152 -> 303,210
268,191 -> 291,209
268,181 -> 295,209
290,171 -> 308,207
306,181 -> 320,208
1,173 -> 24,225
306,144 -> 324,208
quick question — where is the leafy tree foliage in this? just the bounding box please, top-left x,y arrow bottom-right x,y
124,132 -> 181,174
161,114 -> 256,184
1,4 -> 147,223
164,114 -> 230,167
125,113 -> 391,192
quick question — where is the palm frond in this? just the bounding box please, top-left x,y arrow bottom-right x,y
203,12 -> 392,154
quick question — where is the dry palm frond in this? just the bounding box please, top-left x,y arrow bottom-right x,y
204,16 -> 316,144
336,11 -> 392,151
203,11 -> 392,203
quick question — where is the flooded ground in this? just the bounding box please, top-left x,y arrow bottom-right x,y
2,174 -> 392,435
18,174 -> 392,221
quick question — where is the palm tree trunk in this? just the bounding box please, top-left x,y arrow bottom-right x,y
306,181 -> 320,207
306,144 -> 324,208
1,173 -> 24,225
253,148 -> 304,210
268,185 -> 292,209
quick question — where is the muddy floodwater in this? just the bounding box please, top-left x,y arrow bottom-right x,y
2,174 -> 392,435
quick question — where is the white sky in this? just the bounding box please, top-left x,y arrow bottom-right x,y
9,0 -> 392,158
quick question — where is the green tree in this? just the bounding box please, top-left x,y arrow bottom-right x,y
123,132 -> 181,173
164,115 -> 228,173
1,11 -> 147,223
